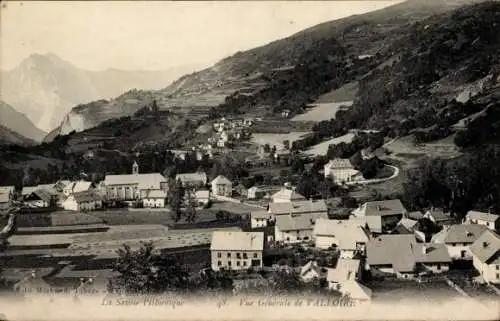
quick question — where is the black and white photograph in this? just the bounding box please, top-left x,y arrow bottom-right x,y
0,0 -> 499,320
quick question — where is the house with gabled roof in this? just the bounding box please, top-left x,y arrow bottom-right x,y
469,230 -> 500,284
300,261 -> 324,283
63,181 -> 94,197
275,212 -> 327,244
251,210 -> 272,229
431,224 -> 489,260
270,186 -> 306,203
351,199 -> 407,234
324,158 -> 361,185
61,190 -> 103,211
393,218 -> 426,242
312,219 -> 370,258
23,189 -> 55,208
210,231 -> 264,271
326,258 -> 372,302
464,211 -> 500,231
424,209 -> 454,227
211,175 -> 232,197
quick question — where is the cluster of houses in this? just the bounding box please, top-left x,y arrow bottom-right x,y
0,161 -> 237,212
208,117 -> 255,148
208,188 -> 500,301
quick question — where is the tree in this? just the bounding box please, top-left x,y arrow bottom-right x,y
208,107 -> 219,120
110,242 -> 189,295
184,191 -> 197,223
270,269 -> 304,294
263,144 -> 271,153
168,179 -> 185,222
283,140 -> 290,150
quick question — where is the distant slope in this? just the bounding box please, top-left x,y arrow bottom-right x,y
47,0 -> 477,140
0,124 -> 37,146
0,53 -> 204,132
0,100 -> 46,142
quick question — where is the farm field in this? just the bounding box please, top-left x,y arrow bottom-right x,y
210,200 -> 261,215
250,132 -> 311,149
305,133 -> 355,156
314,81 -> 358,103
291,101 -> 353,122
370,280 -> 461,303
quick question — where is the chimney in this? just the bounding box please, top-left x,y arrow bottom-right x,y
483,241 -> 489,248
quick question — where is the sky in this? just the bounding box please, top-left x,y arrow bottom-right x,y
1,1 -> 403,72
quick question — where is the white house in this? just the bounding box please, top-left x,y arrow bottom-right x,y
351,199 -> 407,234
210,231 -> 264,271
270,186 -> 306,203
251,211 -> 272,229
211,175 -> 232,197
23,190 -> 53,208
324,158 -> 361,184
465,211 -> 500,231
195,190 -> 210,206
62,190 -> 103,211
247,186 -> 265,200
300,261 -> 323,283
142,190 -> 167,208
326,258 -> 372,302
275,213 -> 327,244
469,230 -> 500,284
431,224 -> 489,260
312,219 -> 370,258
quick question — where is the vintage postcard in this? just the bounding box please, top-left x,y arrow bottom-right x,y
0,0 -> 499,320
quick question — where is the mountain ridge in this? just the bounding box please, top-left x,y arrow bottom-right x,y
0,53 -> 205,133
0,100 -> 47,142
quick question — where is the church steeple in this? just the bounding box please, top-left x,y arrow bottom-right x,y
132,161 -> 139,175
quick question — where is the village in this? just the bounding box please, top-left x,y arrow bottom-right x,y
0,111 -> 499,303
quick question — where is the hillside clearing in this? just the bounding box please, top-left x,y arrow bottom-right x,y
291,101 -> 353,122
250,132 -> 311,149
305,133 -> 356,156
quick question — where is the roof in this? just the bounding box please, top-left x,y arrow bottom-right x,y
395,218 -> 419,234
72,181 -> 93,193
300,261 -> 322,277
414,243 -> 452,264
25,189 -> 53,203
324,158 -> 354,169
175,172 -> 207,184
21,186 -> 39,196
269,199 -> 328,215
271,188 -> 306,202
361,199 -> 406,216
425,210 -> 452,222
0,186 -> 15,194
144,189 -> 167,199
247,186 -> 262,192
210,231 -> 264,251
276,213 -> 327,232
313,219 -> 370,249
211,175 -> 232,185
469,230 -> 500,264
431,224 -> 488,244
340,280 -> 373,301
366,235 -> 417,273
327,258 -> 361,282
408,211 -> 425,220
104,173 -> 166,190
13,275 -> 54,292
0,193 -> 9,203
72,190 -> 103,203
466,211 -> 500,223
251,211 -> 270,220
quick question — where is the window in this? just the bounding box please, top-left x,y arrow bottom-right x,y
461,250 -> 467,258
253,253 -> 258,258
227,253 -> 231,258
243,261 -> 247,266
217,253 -> 221,258
237,261 -> 241,266
243,253 -> 248,259
217,261 -> 222,266
497,273 -> 500,279
336,284 -> 341,290
496,265 -> 499,270
436,264 -> 441,270
452,243 -> 456,247
228,261 -> 232,266
236,253 -> 241,259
